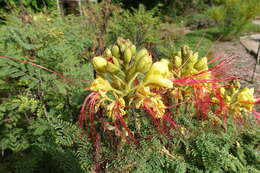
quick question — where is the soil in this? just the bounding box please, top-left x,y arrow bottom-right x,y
212,41 -> 260,109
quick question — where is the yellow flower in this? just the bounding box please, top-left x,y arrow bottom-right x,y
135,86 -> 166,119
90,77 -> 112,96
107,98 -> 126,120
144,59 -> 173,88
237,88 -> 255,112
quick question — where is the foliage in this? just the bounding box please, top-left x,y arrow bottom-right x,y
0,0 -> 56,12
207,0 -> 260,40
113,0 -> 212,17
107,4 -> 161,48
0,12 -> 95,172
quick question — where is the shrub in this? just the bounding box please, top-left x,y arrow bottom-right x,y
207,0 -> 260,40
107,4 -> 161,48
0,12 -> 95,172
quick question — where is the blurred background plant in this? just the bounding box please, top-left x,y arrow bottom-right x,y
206,0 -> 260,40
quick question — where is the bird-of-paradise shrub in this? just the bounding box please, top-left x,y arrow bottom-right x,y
80,39 -> 259,143
1,37 -> 259,144
79,37 -> 177,143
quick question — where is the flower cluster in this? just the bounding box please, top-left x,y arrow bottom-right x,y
80,38 -> 258,141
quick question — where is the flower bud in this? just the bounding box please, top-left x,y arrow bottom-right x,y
146,59 -> 170,78
189,52 -> 198,63
106,62 -> 119,74
120,44 -> 126,53
181,45 -> 189,58
130,45 -> 136,55
111,56 -> 120,67
116,37 -> 125,46
112,45 -> 120,58
93,56 -> 107,72
194,57 -> 208,71
136,54 -> 152,73
144,75 -> 173,88
174,56 -> 182,68
123,48 -> 132,64
135,48 -> 148,62
104,48 -> 112,57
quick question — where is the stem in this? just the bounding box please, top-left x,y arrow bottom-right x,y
112,74 -> 125,86
126,72 -> 139,91
111,88 -> 124,95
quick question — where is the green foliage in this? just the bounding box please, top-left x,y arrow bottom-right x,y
207,0 -> 260,40
107,4 -> 161,47
0,12 -> 95,172
159,29 -> 214,59
0,0 -> 56,12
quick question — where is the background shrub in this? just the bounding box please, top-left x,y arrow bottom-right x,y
207,0 -> 260,40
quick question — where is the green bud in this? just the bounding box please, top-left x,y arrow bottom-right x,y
120,44 -> 126,53
135,48 -> 148,62
123,48 -> 132,64
92,56 -> 107,72
112,45 -> 120,58
104,48 -> 112,57
174,56 -> 182,68
181,45 -> 189,58
130,45 -> 136,55
186,50 -> 193,59
189,52 -> 198,63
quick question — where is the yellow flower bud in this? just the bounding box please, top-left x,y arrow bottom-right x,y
173,56 -> 182,68
146,59 -> 170,78
135,54 -> 152,73
120,44 -> 126,53
194,57 -> 208,71
123,48 -> 132,64
106,62 -> 119,74
189,52 -> 198,63
145,74 -> 173,88
92,56 -> 107,72
112,45 -> 120,58
135,48 -> 148,62
104,48 -> 112,57
130,44 -> 136,55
